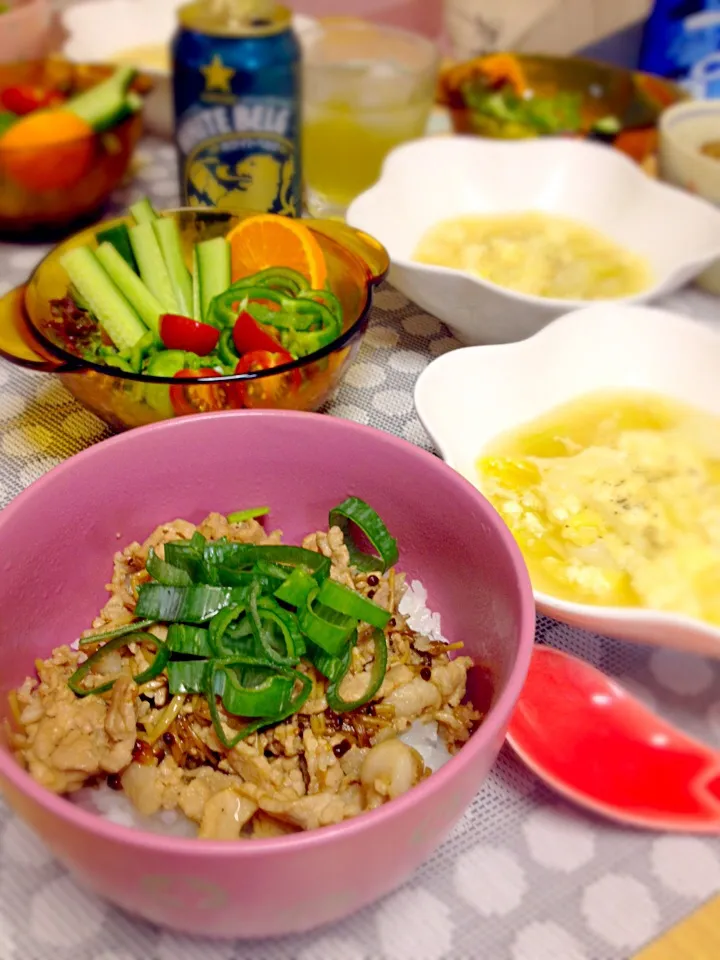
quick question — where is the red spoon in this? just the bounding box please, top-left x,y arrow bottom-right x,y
507,645 -> 720,832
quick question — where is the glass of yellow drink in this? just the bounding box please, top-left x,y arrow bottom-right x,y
302,20 -> 438,219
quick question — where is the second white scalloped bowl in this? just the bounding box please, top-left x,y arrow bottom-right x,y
347,136 -> 720,345
415,303 -> 720,657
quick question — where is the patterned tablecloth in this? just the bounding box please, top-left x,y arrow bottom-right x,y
1,138 -> 720,960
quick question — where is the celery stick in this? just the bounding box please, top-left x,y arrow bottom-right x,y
153,217 -> 193,317
196,237 -> 231,321
129,222 -> 178,313
61,247 -> 146,352
96,242 -> 163,335
130,198 -> 158,225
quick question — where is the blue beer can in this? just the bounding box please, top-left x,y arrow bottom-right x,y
173,0 -> 302,216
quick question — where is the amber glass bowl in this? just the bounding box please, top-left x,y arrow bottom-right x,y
438,53 -> 686,170
0,59 -> 151,236
0,209 -> 389,430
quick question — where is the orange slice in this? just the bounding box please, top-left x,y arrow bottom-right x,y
226,214 -> 327,288
0,110 -> 94,192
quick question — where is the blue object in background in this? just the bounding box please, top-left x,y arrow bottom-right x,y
639,1 -> 720,97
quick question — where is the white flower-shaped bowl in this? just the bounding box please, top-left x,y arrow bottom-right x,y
414,302 -> 720,658
346,136 -> 720,346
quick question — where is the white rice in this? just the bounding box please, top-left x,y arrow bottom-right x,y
70,717 -> 452,836
72,785 -> 199,837
68,581 -> 452,834
398,580 -> 446,643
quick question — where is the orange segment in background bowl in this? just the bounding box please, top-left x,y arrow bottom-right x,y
0,59 -> 151,236
0,110 -> 94,192
226,214 -> 328,287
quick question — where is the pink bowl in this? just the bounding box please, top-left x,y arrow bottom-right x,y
0,410 -> 534,938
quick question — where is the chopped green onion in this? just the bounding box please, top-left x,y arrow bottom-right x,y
274,567 -> 317,607
254,559 -> 291,582
299,589 -> 356,656
248,586 -> 302,665
217,662 -> 295,717
132,633 -> 172,686
205,659 -> 312,748
228,507 -> 270,523
317,577 -> 391,629
202,542 -> 331,579
306,636 -> 353,684
166,623 -> 213,657
167,659 -> 209,694
208,604 -> 247,657
78,618 -> 157,647
68,500 -> 401,736
326,628 -> 388,713
164,533 -> 206,580
135,584 -> 248,623
214,565 -> 263,588
329,497 -> 399,572
146,547 -> 193,586
259,596 -> 306,657
68,632 -> 169,696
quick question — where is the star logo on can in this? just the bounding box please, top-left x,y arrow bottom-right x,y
201,55 -> 236,93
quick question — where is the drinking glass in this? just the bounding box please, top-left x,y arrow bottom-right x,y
303,21 -> 438,218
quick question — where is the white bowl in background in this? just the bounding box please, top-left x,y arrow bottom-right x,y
414,302 -> 720,657
61,0 -> 181,138
61,0 -> 320,140
659,99 -> 720,296
346,136 -> 720,346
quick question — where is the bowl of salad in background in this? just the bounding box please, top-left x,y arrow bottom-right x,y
0,0 -> 54,65
0,59 -> 151,235
0,203 -> 389,430
0,410 -> 534,936
437,52 -> 685,175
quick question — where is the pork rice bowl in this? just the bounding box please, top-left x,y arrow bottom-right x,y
8,499 -> 482,840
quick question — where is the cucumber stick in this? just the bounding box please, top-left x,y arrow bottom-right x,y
153,217 -> 193,317
192,248 -> 201,321
196,237 -> 231,322
96,242 -> 163,335
60,247 -> 147,352
130,198 -> 158,225
130,223 -> 178,313
96,224 -> 137,271
67,66 -> 137,133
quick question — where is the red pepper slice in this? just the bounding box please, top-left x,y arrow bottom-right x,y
160,314 -> 220,356
169,368 -> 228,417
232,310 -> 285,355
230,350 -> 300,409
0,85 -> 66,115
